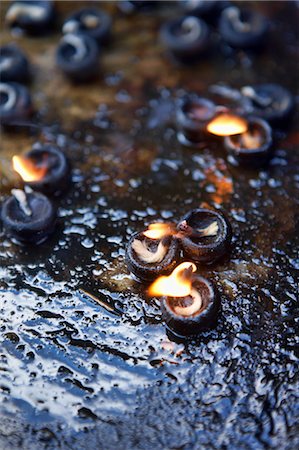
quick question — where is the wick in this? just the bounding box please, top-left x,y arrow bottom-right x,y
181,16 -> 202,42
0,83 -> 17,111
173,288 -> 202,316
6,3 -> 47,23
178,220 -> 219,238
0,57 -> 14,72
132,238 -> 168,264
226,7 -> 251,33
62,20 -> 79,34
11,189 -> 32,217
62,34 -> 87,61
241,86 -> 272,108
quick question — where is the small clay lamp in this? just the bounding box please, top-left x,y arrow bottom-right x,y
1,187 -> 56,244
177,208 -> 232,264
0,44 -> 30,83
149,262 -> 220,337
5,0 -> 55,35
62,8 -> 112,46
241,84 -> 295,125
176,96 -> 217,145
0,82 -> 33,126
224,117 -> 273,167
219,6 -> 268,49
56,33 -> 100,82
126,223 -> 180,283
160,15 -> 210,63
12,145 -> 71,196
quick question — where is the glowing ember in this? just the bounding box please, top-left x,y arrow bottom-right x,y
148,262 -> 196,297
12,155 -> 47,182
143,223 -> 174,240
207,113 -> 248,136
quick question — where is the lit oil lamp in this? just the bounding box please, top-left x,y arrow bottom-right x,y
0,44 -> 30,83
0,82 -> 33,127
5,0 -> 55,35
224,117 -> 273,167
177,208 -> 232,264
56,33 -> 99,82
12,145 -> 71,196
176,96 -> 217,145
126,223 -> 180,283
241,84 -> 295,125
62,8 -> 112,46
160,15 -> 210,63
149,262 -> 220,337
1,187 -> 56,244
219,6 -> 269,49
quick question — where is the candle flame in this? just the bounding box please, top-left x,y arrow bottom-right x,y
148,262 -> 196,297
143,223 -> 174,240
207,113 -> 248,136
13,155 -> 47,182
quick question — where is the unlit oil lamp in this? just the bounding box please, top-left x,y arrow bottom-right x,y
126,223 -> 180,283
177,208 -> 232,264
160,15 -> 210,63
1,187 -> 56,244
62,8 -> 112,46
0,82 -> 33,126
240,84 -> 295,125
12,145 -> 71,196
149,262 -> 220,337
5,0 -> 55,35
224,117 -> 273,167
219,6 -> 268,49
0,44 -> 30,83
56,33 -> 99,82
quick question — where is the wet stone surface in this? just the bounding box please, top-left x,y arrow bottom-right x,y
0,2 -> 299,449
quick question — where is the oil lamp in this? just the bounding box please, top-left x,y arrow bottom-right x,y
241,84 -> 295,125
1,187 -> 56,244
177,208 -> 232,264
224,117 -> 273,167
56,33 -> 99,82
176,96 -> 217,145
0,82 -> 33,127
149,262 -> 220,337
12,145 -> 71,196
5,0 -> 55,35
219,6 -> 268,49
0,44 -> 30,83
126,223 -> 180,282
62,8 -> 112,46
160,15 -> 210,63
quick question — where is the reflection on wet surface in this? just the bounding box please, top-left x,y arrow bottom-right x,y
0,1 -> 298,448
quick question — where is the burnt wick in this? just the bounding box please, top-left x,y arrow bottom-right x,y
132,238 -> 168,264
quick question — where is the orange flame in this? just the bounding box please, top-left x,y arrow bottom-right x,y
206,113 -> 248,136
148,262 -> 196,297
12,155 -> 47,182
143,223 -> 174,240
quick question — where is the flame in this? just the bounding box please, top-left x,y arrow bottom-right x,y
143,223 -> 174,240
206,113 -> 248,136
148,262 -> 196,297
12,155 -> 47,182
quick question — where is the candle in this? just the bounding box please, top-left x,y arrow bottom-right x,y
5,0 -> 55,35
12,145 -> 71,196
224,117 -> 273,167
62,8 -> 112,46
0,82 -> 33,127
1,188 -> 56,244
160,15 -> 210,63
56,33 -> 100,82
176,96 -> 217,145
149,262 -> 220,337
177,208 -> 232,264
219,6 -> 269,49
0,44 -> 30,83
126,223 -> 180,282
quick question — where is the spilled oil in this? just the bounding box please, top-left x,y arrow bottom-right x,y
0,1 -> 298,449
